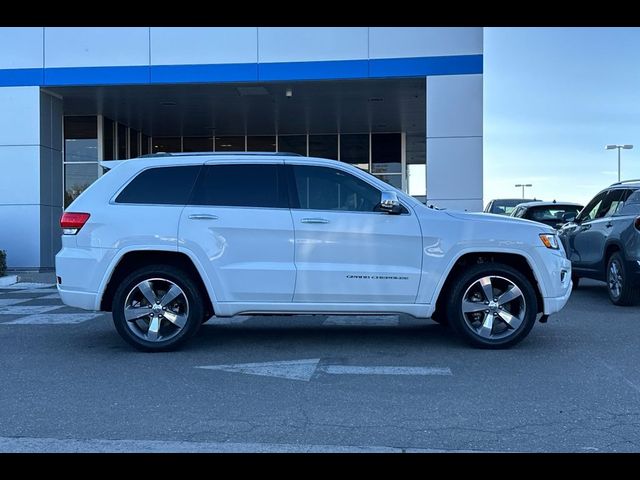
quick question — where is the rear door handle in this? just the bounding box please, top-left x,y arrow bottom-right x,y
188,214 -> 219,220
605,222 -> 613,228
301,217 -> 330,224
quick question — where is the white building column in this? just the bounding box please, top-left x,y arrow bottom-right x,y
426,74 -> 483,211
0,86 -> 63,270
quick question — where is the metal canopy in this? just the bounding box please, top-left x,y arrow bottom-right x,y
47,78 -> 426,138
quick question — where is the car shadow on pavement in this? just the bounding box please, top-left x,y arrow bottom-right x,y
189,323 -> 463,352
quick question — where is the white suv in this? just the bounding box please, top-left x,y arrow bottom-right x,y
55,153 -> 572,351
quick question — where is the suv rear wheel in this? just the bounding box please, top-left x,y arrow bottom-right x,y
112,265 -> 205,352
445,262 -> 538,349
607,252 -> 640,306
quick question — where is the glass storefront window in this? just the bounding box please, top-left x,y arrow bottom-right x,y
152,137 -> 181,153
309,134 -> 338,160
340,134 -> 369,170
64,163 -> 98,207
215,136 -> 245,152
278,135 -> 307,156
64,116 -> 99,207
102,117 -> 114,160
129,128 -> 139,158
141,134 -> 150,155
183,137 -> 213,152
374,174 -> 402,190
247,136 -> 276,152
64,116 -> 98,163
117,123 -> 128,159
372,133 -> 401,174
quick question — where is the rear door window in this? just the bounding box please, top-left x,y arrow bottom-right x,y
189,163 -> 288,208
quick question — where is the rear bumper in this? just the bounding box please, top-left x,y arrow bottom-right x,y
625,259 -> 640,283
55,244 -> 116,311
57,286 -> 98,311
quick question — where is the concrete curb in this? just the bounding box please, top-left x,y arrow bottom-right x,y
0,275 -> 18,287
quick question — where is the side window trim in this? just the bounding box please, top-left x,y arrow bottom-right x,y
284,164 -> 300,209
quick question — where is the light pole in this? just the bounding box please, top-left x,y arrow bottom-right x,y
606,144 -> 633,182
515,183 -> 532,199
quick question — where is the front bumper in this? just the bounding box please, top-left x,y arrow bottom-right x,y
536,247 -> 572,315
543,280 -> 573,315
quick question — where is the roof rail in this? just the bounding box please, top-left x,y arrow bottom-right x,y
612,178 -> 640,185
138,151 -> 303,158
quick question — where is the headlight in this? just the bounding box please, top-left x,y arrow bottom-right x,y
539,233 -> 559,249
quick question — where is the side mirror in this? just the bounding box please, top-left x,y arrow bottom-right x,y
562,212 -> 577,223
379,191 -> 402,214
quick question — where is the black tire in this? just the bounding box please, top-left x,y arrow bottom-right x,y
445,262 -> 538,349
571,273 -> 580,289
606,252 -> 640,306
112,264 -> 205,352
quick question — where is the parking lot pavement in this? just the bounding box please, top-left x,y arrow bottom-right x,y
1,279 -> 640,452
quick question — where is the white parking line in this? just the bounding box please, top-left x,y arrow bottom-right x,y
0,436 -> 476,453
0,305 -> 61,315
39,293 -> 61,299
2,283 -> 54,290
321,365 -> 452,376
0,298 -> 28,307
4,313 -> 103,325
323,315 -> 400,326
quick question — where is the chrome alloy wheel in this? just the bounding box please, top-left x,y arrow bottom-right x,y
461,275 -> 527,340
123,278 -> 189,342
608,259 -> 623,299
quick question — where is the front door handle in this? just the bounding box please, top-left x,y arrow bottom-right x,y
188,214 -> 219,220
301,217 -> 330,224
605,222 -> 613,228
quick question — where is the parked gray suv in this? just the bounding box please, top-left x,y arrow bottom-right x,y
558,180 -> 640,305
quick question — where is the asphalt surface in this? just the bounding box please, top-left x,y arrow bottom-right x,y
1,279 -> 639,453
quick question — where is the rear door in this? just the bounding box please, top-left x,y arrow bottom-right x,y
178,161 -> 296,302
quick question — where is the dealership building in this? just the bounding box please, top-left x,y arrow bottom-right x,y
0,27 -> 483,271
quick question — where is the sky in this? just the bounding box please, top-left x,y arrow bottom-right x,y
484,27 -> 640,207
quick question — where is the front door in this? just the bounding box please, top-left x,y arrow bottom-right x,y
568,189 -> 627,275
287,163 -> 423,304
178,162 -> 295,302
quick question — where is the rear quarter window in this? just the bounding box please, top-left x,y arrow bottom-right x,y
115,165 -> 202,205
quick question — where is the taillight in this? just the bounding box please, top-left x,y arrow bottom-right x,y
60,212 -> 90,235
635,217 -> 640,231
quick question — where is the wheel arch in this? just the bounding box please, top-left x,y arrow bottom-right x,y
603,241 -> 624,268
99,249 -> 215,317
431,251 -> 545,318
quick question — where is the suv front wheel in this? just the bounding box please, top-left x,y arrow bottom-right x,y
112,265 -> 205,352
445,262 -> 538,349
